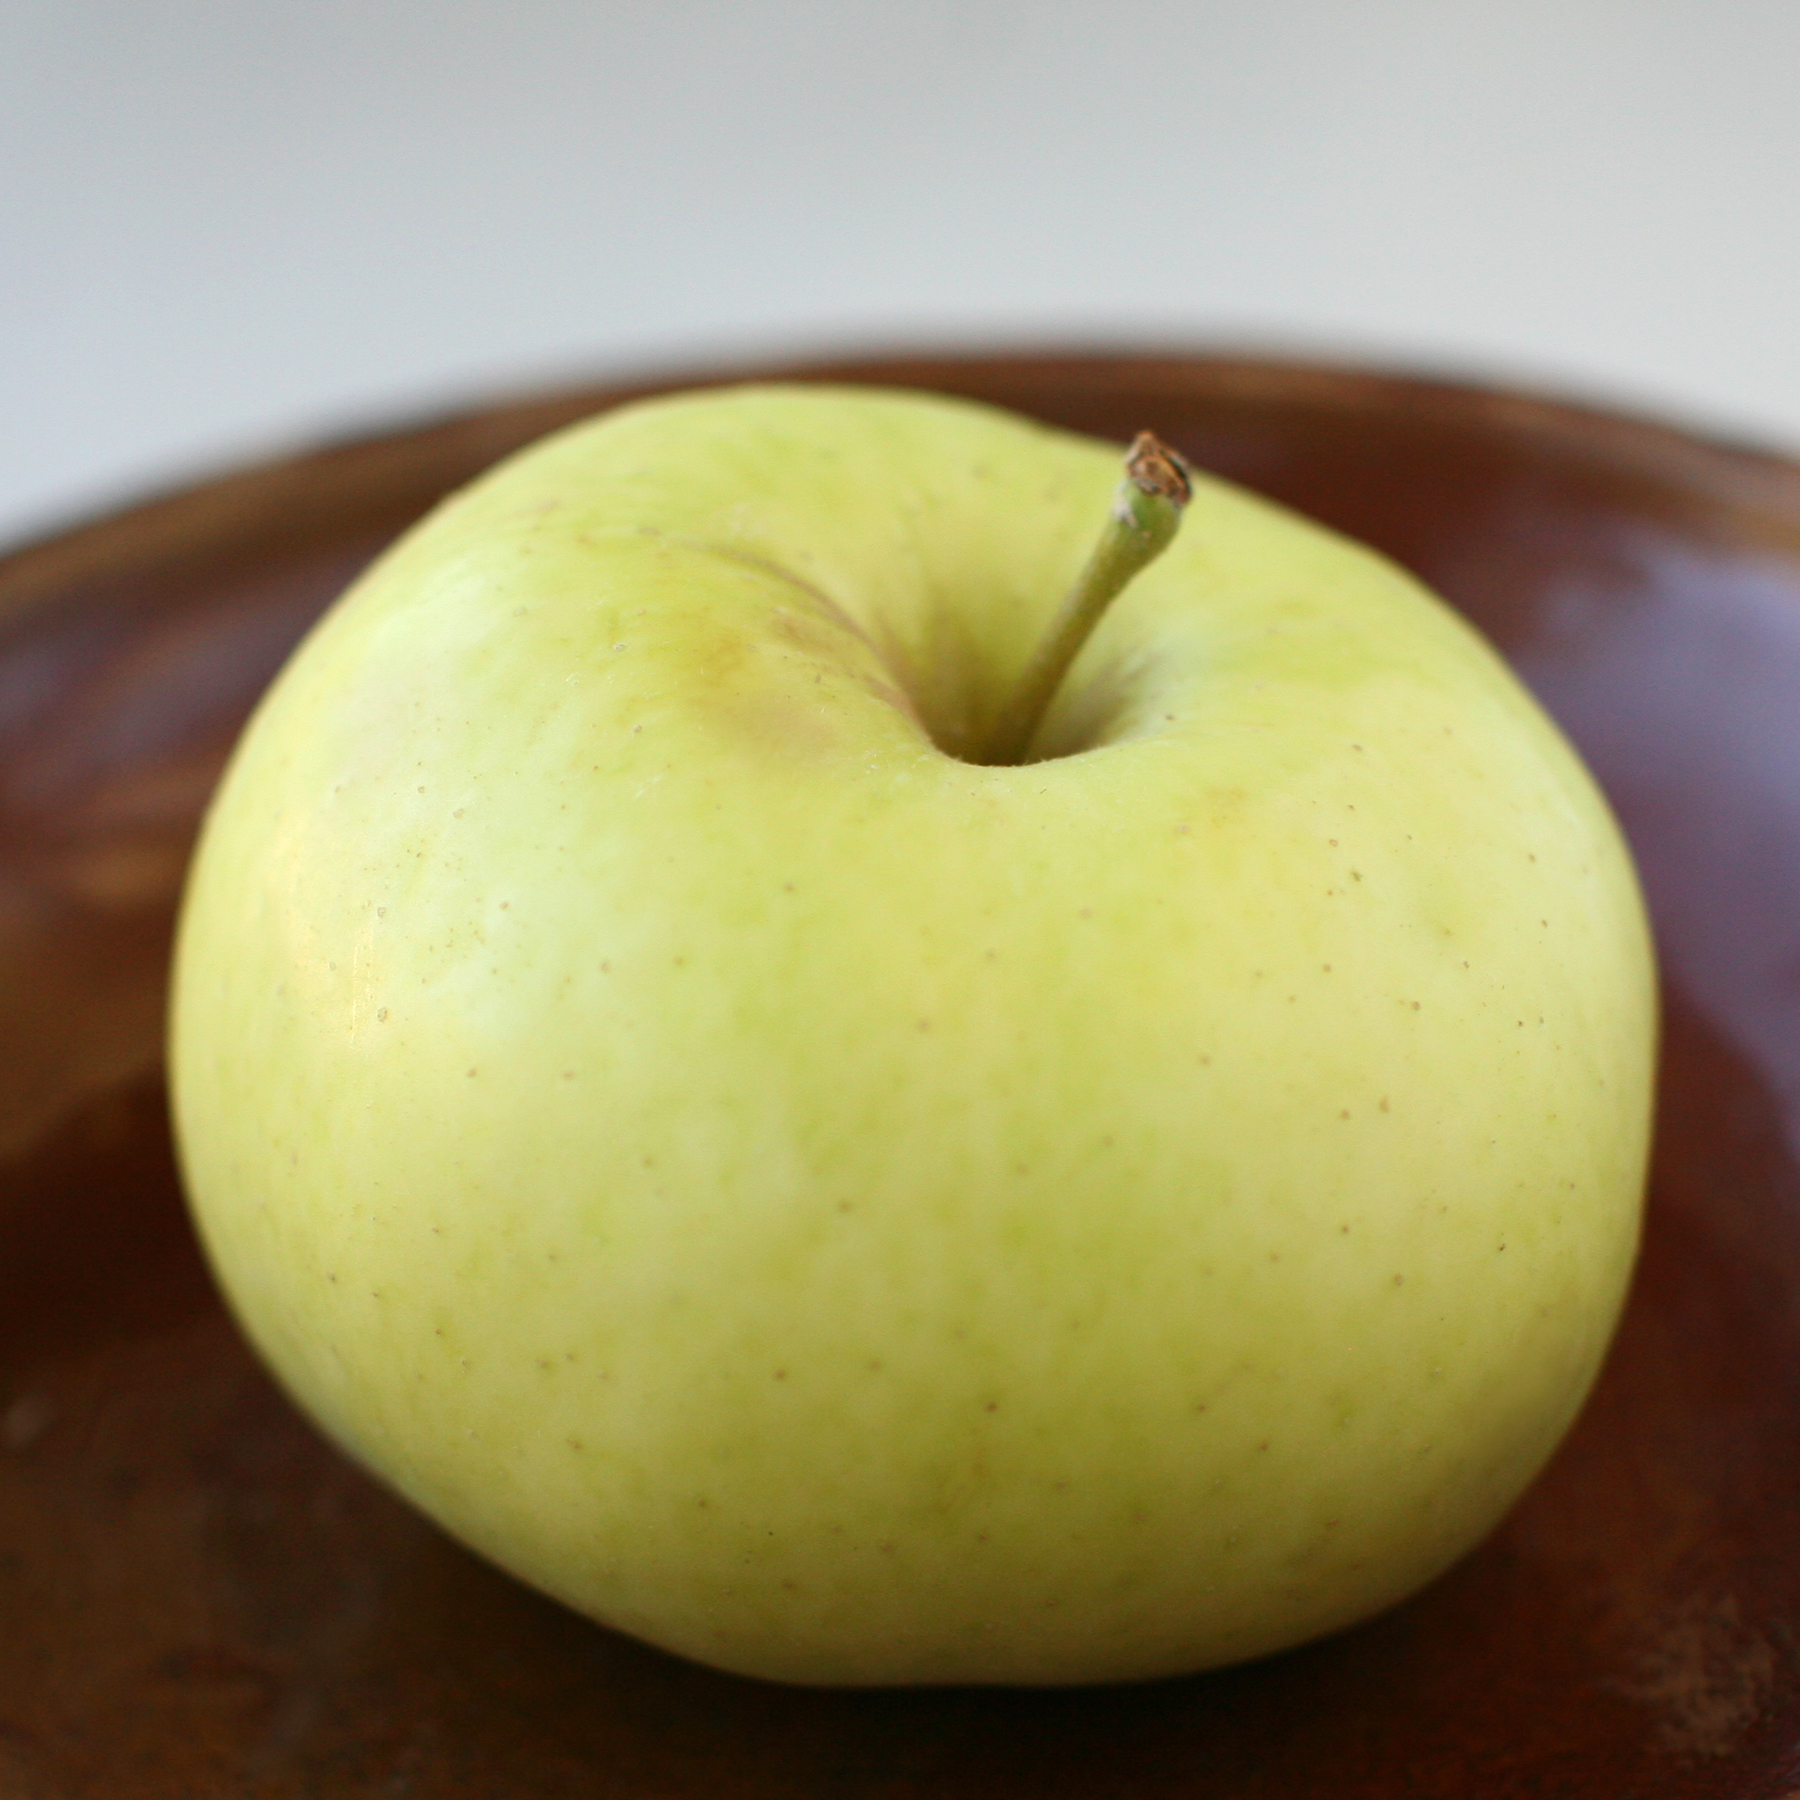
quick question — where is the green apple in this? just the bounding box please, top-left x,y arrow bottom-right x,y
169,383 -> 1655,1686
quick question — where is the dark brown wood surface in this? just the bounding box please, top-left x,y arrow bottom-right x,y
3,352 -> 1800,1796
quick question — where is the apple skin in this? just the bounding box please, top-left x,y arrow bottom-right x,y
169,383 -> 1655,1686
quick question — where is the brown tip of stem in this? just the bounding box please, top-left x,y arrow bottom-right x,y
1125,432 -> 1192,507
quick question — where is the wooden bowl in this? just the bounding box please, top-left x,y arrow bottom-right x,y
3,352 -> 1799,1797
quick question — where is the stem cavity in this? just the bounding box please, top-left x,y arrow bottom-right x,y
982,432 -> 1192,766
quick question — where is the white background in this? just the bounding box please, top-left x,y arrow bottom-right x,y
5,0 -> 1799,548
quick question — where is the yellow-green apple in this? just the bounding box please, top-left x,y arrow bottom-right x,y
169,384 -> 1655,1686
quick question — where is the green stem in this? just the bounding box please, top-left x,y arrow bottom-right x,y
982,432 -> 1191,766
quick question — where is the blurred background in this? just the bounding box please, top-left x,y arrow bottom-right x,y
5,0 -> 1799,548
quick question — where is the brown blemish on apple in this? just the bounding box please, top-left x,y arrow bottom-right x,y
767,603 -> 922,730
667,531 -> 932,742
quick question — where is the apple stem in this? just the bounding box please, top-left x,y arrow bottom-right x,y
983,432 -> 1192,765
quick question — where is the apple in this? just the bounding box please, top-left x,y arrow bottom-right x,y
169,382 -> 1655,1686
